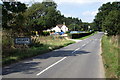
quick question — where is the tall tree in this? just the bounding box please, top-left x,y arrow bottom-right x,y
25,3 -> 46,32
42,0 -> 57,8
25,1 -> 62,34
94,2 -> 120,32
44,7 -> 62,29
102,10 -> 120,35
2,2 -> 27,32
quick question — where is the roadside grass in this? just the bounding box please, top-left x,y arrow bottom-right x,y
2,31 -> 98,66
75,31 -> 97,40
102,35 -> 119,78
2,35 -> 75,66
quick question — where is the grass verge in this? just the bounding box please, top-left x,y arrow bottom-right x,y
2,36 -> 75,66
101,35 -> 120,78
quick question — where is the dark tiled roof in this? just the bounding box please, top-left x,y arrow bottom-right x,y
56,24 -> 63,28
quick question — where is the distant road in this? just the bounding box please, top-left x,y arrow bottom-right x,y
2,32 -> 105,78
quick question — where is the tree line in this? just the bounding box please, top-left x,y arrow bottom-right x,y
2,0 -> 89,36
93,2 -> 120,36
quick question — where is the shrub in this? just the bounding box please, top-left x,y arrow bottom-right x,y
2,30 -> 14,49
65,31 -> 70,34
42,31 -> 50,36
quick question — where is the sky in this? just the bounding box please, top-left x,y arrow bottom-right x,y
1,0 -> 119,22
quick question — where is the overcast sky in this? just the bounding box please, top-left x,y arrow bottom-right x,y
2,0 -> 119,22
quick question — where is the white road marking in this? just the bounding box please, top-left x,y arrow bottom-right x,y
75,48 -> 80,51
82,44 -> 86,47
36,41 -> 91,76
72,48 -> 80,53
36,57 -> 67,76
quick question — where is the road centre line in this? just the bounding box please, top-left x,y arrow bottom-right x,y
72,43 -> 88,54
82,44 -> 86,47
37,47 -> 81,76
36,41 -> 91,76
72,48 -> 80,53
36,57 -> 67,76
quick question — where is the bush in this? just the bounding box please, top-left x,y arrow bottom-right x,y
65,31 -> 70,34
2,30 -> 14,49
42,31 -> 50,36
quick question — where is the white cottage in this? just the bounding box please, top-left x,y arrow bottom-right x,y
51,24 -> 68,33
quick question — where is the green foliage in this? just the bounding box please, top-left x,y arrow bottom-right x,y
63,17 -> 82,30
68,24 -> 81,31
65,17 -> 82,25
81,22 -> 90,31
94,2 -> 111,31
24,1 -> 62,33
65,31 -> 70,34
42,1 -> 57,8
102,10 -> 120,36
44,7 -> 61,28
2,30 -> 14,49
2,1 -> 84,35
94,2 -> 120,34
2,2 -> 27,30
42,31 -> 50,36
24,3 -> 46,32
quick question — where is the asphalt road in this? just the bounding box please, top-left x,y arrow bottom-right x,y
2,32 -> 105,78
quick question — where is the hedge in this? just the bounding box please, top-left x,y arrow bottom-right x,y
69,31 -> 94,39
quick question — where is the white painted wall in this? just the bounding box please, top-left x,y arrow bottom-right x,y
51,26 -> 61,32
51,25 -> 68,32
61,25 -> 68,32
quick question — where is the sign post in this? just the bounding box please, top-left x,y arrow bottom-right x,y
14,37 -> 31,45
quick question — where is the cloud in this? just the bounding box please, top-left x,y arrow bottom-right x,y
17,0 -> 42,3
81,10 -> 98,22
82,10 -> 98,16
55,0 -> 117,4
61,13 -> 77,18
63,13 -> 72,17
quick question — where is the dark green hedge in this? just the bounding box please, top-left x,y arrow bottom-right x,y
69,31 -> 94,39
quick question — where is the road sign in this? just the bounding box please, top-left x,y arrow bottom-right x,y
15,37 -> 31,44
